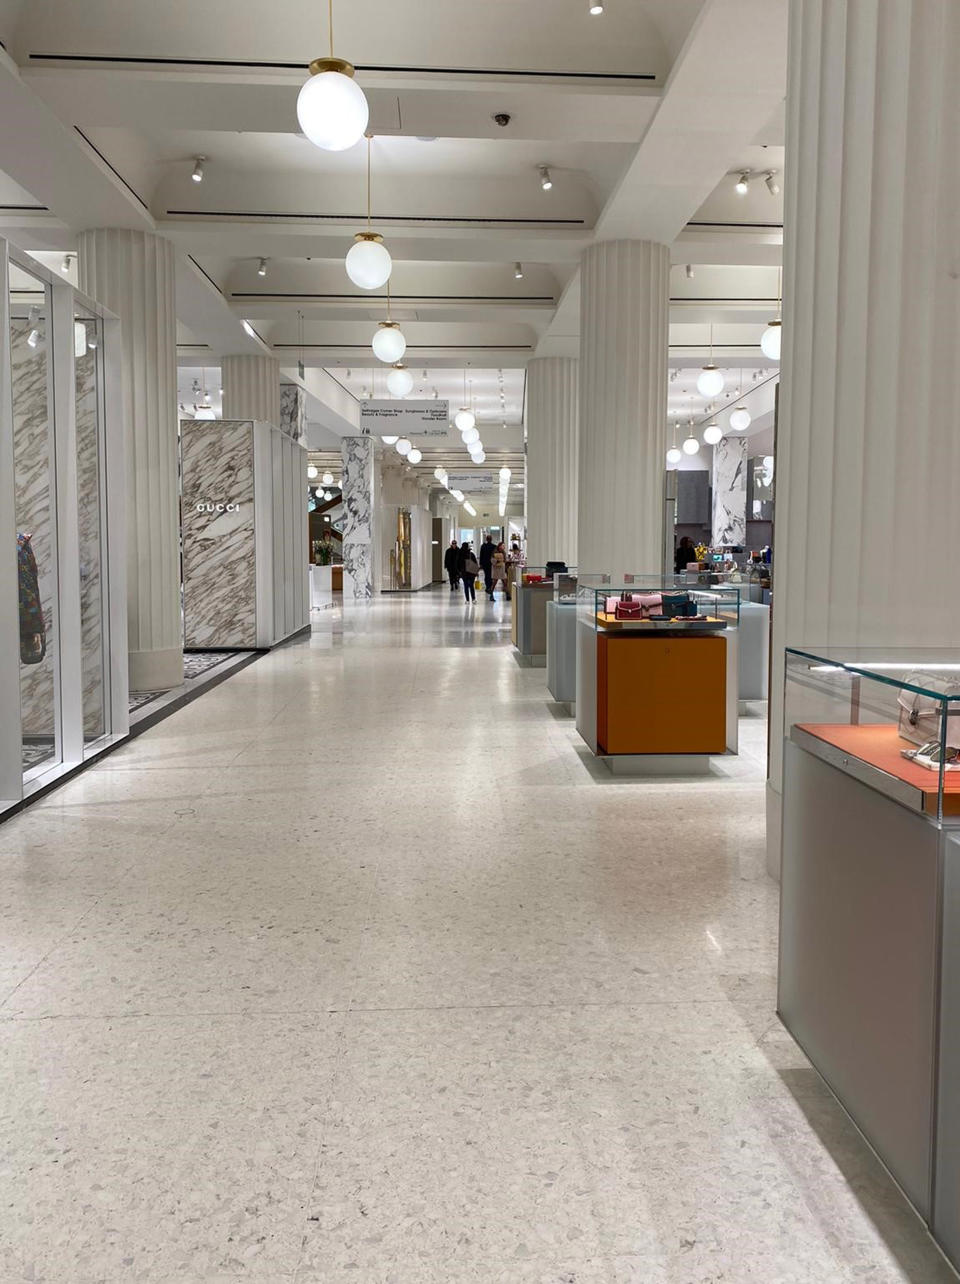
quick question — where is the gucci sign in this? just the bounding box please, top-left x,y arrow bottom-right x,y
196,502 -> 241,513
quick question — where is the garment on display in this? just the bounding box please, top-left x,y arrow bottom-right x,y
17,532 -> 45,664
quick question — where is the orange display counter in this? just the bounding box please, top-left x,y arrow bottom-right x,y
596,632 -> 727,755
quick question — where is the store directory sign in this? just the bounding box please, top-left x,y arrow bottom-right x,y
360,400 -> 450,437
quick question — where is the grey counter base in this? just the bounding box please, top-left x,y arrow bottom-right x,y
602,753 -> 713,776
513,652 -> 546,669
779,736 -> 960,1273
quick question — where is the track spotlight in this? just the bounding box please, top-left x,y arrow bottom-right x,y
735,171 -> 749,196
538,165 -> 553,192
61,253 -> 72,275
514,262 -> 524,279
765,170 -> 781,196
192,156 -> 206,183
685,264 -> 694,280
257,258 -> 267,276
589,0 -> 604,11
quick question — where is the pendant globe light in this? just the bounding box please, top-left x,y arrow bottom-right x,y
454,369 -> 476,432
395,438 -> 412,456
372,277 -> 406,363
406,447 -> 423,464
703,421 -> 723,445
682,422 -> 700,455
761,267 -> 782,361
297,0 -> 369,152
729,405 -> 751,432
666,417 -> 682,465
387,364 -> 414,397
461,426 -> 480,446
697,324 -> 725,398
345,135 -> 392,289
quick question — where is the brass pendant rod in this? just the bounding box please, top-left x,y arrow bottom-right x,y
329,0 -> 334,59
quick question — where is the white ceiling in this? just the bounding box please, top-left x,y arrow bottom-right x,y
0,0 -> 788,401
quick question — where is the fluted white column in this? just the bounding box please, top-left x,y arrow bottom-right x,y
578,240 -> 669,576
78,229 -> 182,692
524,357 -> 578,568
222,354 -> 281,426
769,0 -> 960,816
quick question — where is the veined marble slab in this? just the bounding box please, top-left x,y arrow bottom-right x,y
12,318 -> 56,740
181,420 -> 257,648
279,384 -> 306,443
712,434 -> 748,547
341,436 -> 376,601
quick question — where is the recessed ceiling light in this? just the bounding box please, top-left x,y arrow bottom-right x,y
590,1 -> 604,12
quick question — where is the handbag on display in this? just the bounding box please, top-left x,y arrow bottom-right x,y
897,673 -> 960,749
661,592 -> 695,619
615,600 -> 644,620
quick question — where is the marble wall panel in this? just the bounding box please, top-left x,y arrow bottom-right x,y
341,435 -> 376,600
181,420 -> 257,648
279,385 -> 306,443
11,318 -> 56,741
75,338 -> 105,738
712,435 -> 748,547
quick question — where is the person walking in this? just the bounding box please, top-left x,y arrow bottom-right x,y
479,533 -> 496,600
443,537 -> 460,591
458,541 -> 478,602
490,541 -> 509,599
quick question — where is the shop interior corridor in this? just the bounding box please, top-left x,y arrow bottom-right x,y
0,590 -> 951,1284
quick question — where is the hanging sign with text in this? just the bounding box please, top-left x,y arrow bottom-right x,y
360,400 -> 451,437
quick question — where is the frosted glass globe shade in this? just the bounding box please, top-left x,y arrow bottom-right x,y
703,423 -> 723,445
454,408 -> 476,432
761,321 -> 782,360
682,435 -> 700,456
499,467 -> 511,480
407,448 -> 422,464
381,435 -> 399,445
306,465 -> 319,479
321,471 -> 334,485
297,69 -> 369,152
372,324 -> 406,363
387,366 -> 414,397
461,426 -> 480,445
194,408 -> 216,420
395,438 -> 412,456
763,455 -> 774,472
471,450 -> 486,463
729,407 -> 751,432
696,365 -> 725,398
666,446 -> 682,465
345,237 -> 392,290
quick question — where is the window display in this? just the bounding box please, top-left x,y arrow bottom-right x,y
784,649 -> 960,821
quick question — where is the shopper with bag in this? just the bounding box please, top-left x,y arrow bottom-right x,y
490,542 -> 509,600
479,533 -> 496,599
458,541 -> 478,602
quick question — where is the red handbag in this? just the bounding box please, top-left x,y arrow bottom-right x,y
615,601 -> 644,620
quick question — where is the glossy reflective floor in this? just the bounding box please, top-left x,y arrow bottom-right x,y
0,590 -> 953,1283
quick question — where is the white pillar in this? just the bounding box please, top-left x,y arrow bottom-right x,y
78,229 -> 182,692
768,0 -> 960,860
525,356 -> 578,568
222,354 -> 281,426
578,240 -> 669,576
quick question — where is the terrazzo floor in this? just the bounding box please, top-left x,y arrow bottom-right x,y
0,588 -> 953,1283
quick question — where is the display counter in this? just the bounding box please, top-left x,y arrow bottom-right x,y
513,569 -> 555,665
779,649 -> 960,1270
575,580 -> 740,761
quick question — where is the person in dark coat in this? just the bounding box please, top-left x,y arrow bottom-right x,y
443,538 -> 460,591
479,534 -> 496,598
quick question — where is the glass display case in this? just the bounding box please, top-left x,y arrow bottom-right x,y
784,648 -> 960,825
577,578 -> 740,633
